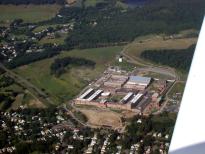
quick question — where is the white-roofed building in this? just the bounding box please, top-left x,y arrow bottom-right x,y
126,93 -> 144,109
121,92 -> 133,104
87,90 -> 103,101
79,88 -> 94,99
124,76 -> 151,90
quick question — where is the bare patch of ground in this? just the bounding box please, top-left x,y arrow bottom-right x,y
125,35 -> 197,57
79,108 -> 123,128
121,110 -> 139,119
28,99 -> 46,108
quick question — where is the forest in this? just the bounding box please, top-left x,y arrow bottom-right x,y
40,0 -> 205,48
6,45 -> 61,69
140,44 -> 196,72
50,57 -> 96,76
0,0 -> 65,5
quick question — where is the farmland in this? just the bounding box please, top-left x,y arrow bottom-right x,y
14,46 -> 123,105
0,4 -> 61,26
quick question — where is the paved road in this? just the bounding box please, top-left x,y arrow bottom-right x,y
0,63 -> 55,106
121,47 -> 180,80
154,80 -> 184,114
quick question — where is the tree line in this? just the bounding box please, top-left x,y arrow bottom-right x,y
140,44 -> 196,72
50,56 -> 96,76
6,49 -> 59,69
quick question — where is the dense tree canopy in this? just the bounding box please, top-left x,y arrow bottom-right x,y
140,44 -> 196,71
50,56 -> 96,76
6,45 -> 61,68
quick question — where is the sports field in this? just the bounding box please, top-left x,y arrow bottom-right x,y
0,5 -> 61,25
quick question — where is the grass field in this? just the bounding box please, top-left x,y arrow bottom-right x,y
39,34 -> 67,45
0,5 -> 61,26
84,0 -> 105,7
138,71 -> 172,80
123,34 -> 197,79
168,82 -> 186,98
125,35 -> 197,58
14,46 -> 123,105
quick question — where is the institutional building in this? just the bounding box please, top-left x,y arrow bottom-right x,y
124,76 -> 151,90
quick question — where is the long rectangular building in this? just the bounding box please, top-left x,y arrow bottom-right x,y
130,93 -> 143,104
124,76 -> 151,90
121,92 -> 133,104
79,88 -> 94,99
87,90 -> 103,102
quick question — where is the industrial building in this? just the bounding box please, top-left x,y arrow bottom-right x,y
87,90 -> 103,102
124,76 -> 151,90
79,88 -> 94,99
104,75 -> 128,88
121,92 -> 133,104
74,70 -> 168,113
136,97 -> 151,112
126,93 -> 144,109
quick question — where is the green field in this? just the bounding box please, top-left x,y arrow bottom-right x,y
168,82 -> 186,98
33,24 -> 60,33
125,35 -> 197,58
14,46 -> 123,105
0,5 -> 61,26
0,81 -> 37,110
84,0 -> 105,7
39,34 -> 67,45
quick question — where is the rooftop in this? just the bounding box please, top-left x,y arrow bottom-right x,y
128,76 -> 151,85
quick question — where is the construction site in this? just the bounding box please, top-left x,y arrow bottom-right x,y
74,67 -> 175,115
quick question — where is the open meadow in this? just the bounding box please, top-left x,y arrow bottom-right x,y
125,35 -> 197,58
0,5 -> 61,26
14,46 -> 123,105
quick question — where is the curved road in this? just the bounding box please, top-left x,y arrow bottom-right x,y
121,46 -> 180,80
